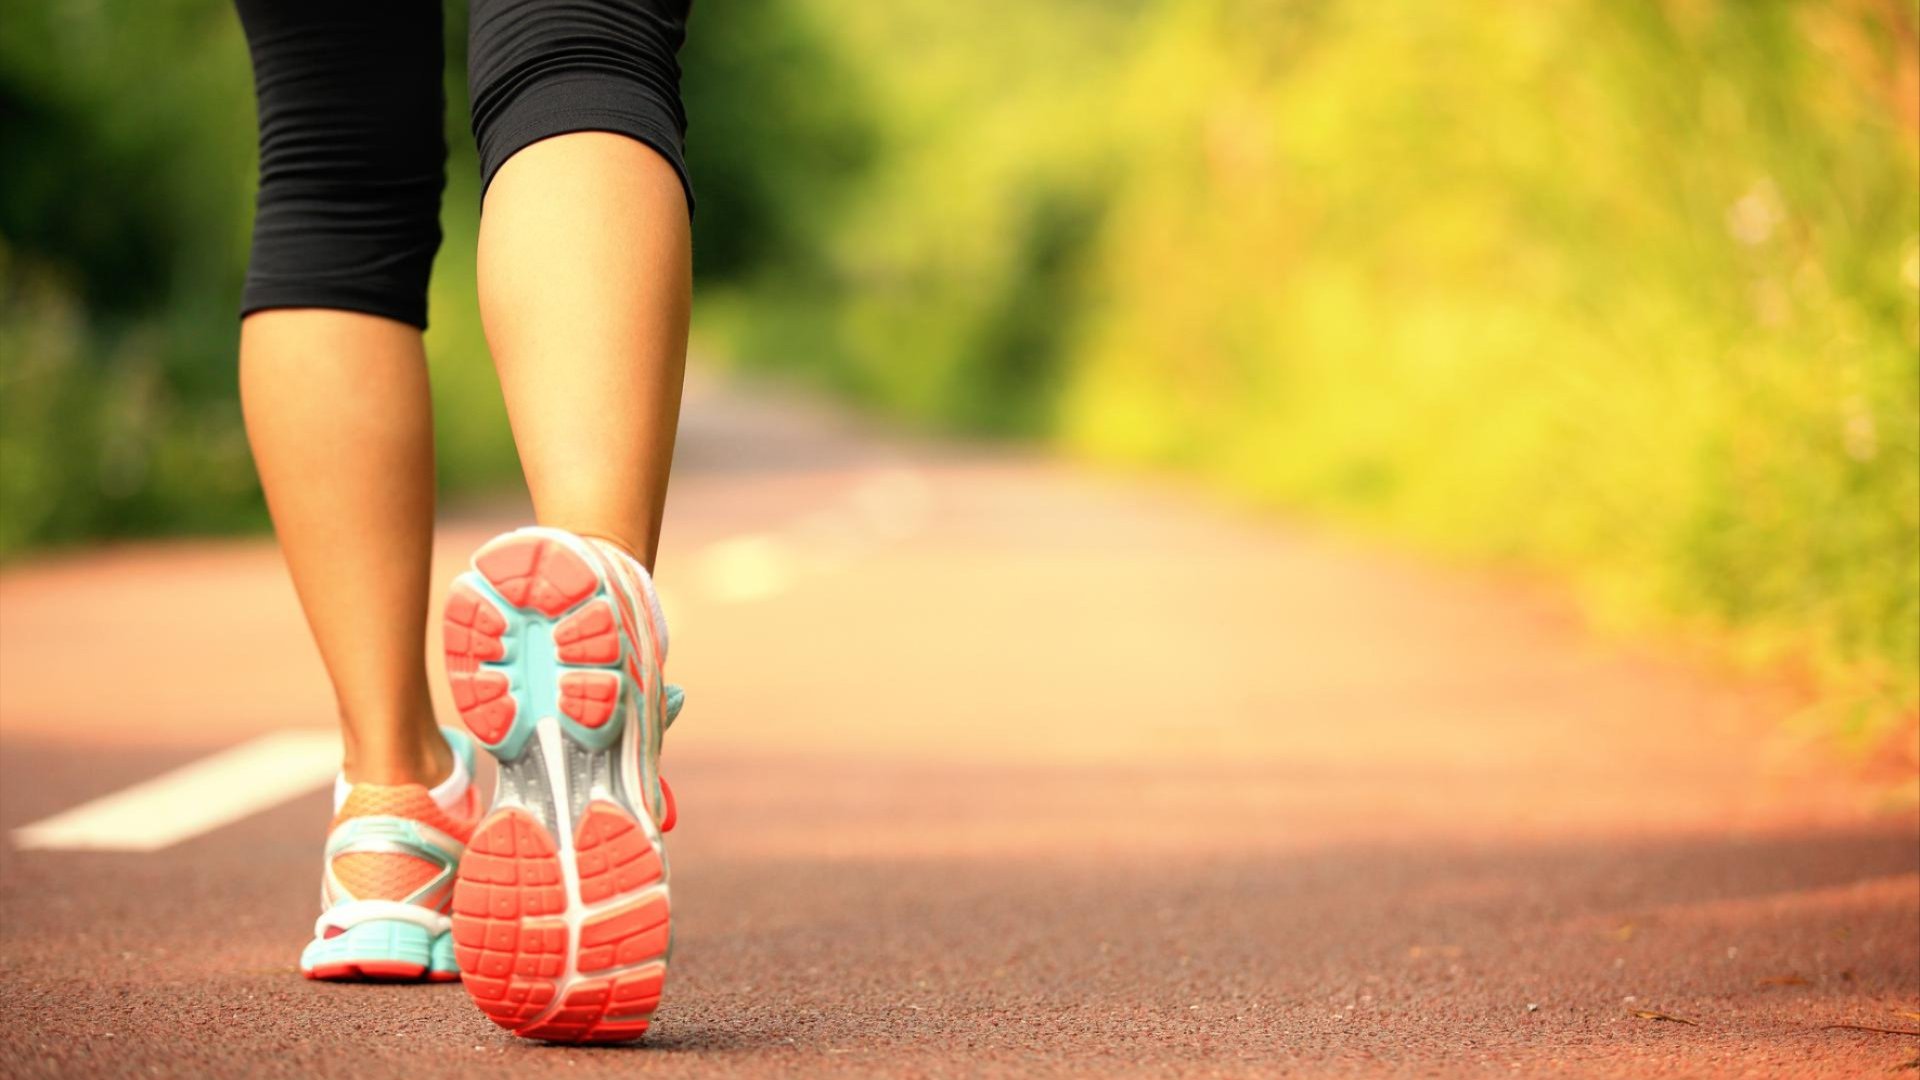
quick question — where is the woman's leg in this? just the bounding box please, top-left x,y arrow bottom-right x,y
476,133 -> 691,568
240,312 -> 448,786
238,0 -> 483,985
437,0 -> 692,1040
234,0 -> 451,785
466,0 -> 695,569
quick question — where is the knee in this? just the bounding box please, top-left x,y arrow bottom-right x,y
239,1 -> 447,328
245,167 -> 445,330
466,0 -> 694,211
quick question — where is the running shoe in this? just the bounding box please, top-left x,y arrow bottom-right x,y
442,526 -> 682,1043
301,727 -> 481,982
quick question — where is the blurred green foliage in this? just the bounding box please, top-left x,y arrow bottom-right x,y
0,0 -> 868,548
1,0 -> 1915,734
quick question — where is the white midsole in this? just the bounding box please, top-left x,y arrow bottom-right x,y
313,899 -> 453,938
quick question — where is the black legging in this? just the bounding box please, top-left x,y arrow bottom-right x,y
234,0 -> 693,331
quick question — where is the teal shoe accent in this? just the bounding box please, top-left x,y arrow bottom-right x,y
453,571 -> 572,757
454,566 -> 637,756
440,724 -> 478,778
325,816 -> 464,901
429,929 -> 459,979
302,919 -> 439,979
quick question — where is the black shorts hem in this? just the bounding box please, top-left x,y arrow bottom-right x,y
239,281 -> 431,331
479,106 -> 693,216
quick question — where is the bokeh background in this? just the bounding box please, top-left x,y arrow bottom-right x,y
2,0 -> 1916,747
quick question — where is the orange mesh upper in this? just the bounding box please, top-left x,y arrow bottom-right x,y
333,782 -> 480,843
333,851 -> 442,901
328,782 -> 480,906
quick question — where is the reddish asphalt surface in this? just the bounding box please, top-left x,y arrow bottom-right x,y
1,377 -> 1915,1078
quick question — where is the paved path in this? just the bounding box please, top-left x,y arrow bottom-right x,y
1,376 -> 1914,1078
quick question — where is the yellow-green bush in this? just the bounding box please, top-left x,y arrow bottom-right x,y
705,0 -> 1919,735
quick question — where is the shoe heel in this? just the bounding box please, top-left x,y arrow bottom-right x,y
452,802 -> 667,1042
302,917 -> 454,983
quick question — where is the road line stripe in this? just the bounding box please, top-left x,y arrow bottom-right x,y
852,467 -> 932,541
686,464 -> 932,606
11,730 -> 340,853
696,533 -> 798,604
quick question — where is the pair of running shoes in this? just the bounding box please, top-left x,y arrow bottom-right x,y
299,527 -> 681,1044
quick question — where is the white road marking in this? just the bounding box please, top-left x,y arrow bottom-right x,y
697,533 -> 798,605
11,729 -> 340,853
13,463 -> 933,853
851,467 -> 933,541
688,464 -> 931,606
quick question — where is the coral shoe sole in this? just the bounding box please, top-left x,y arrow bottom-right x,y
443,528 -> 671,1043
